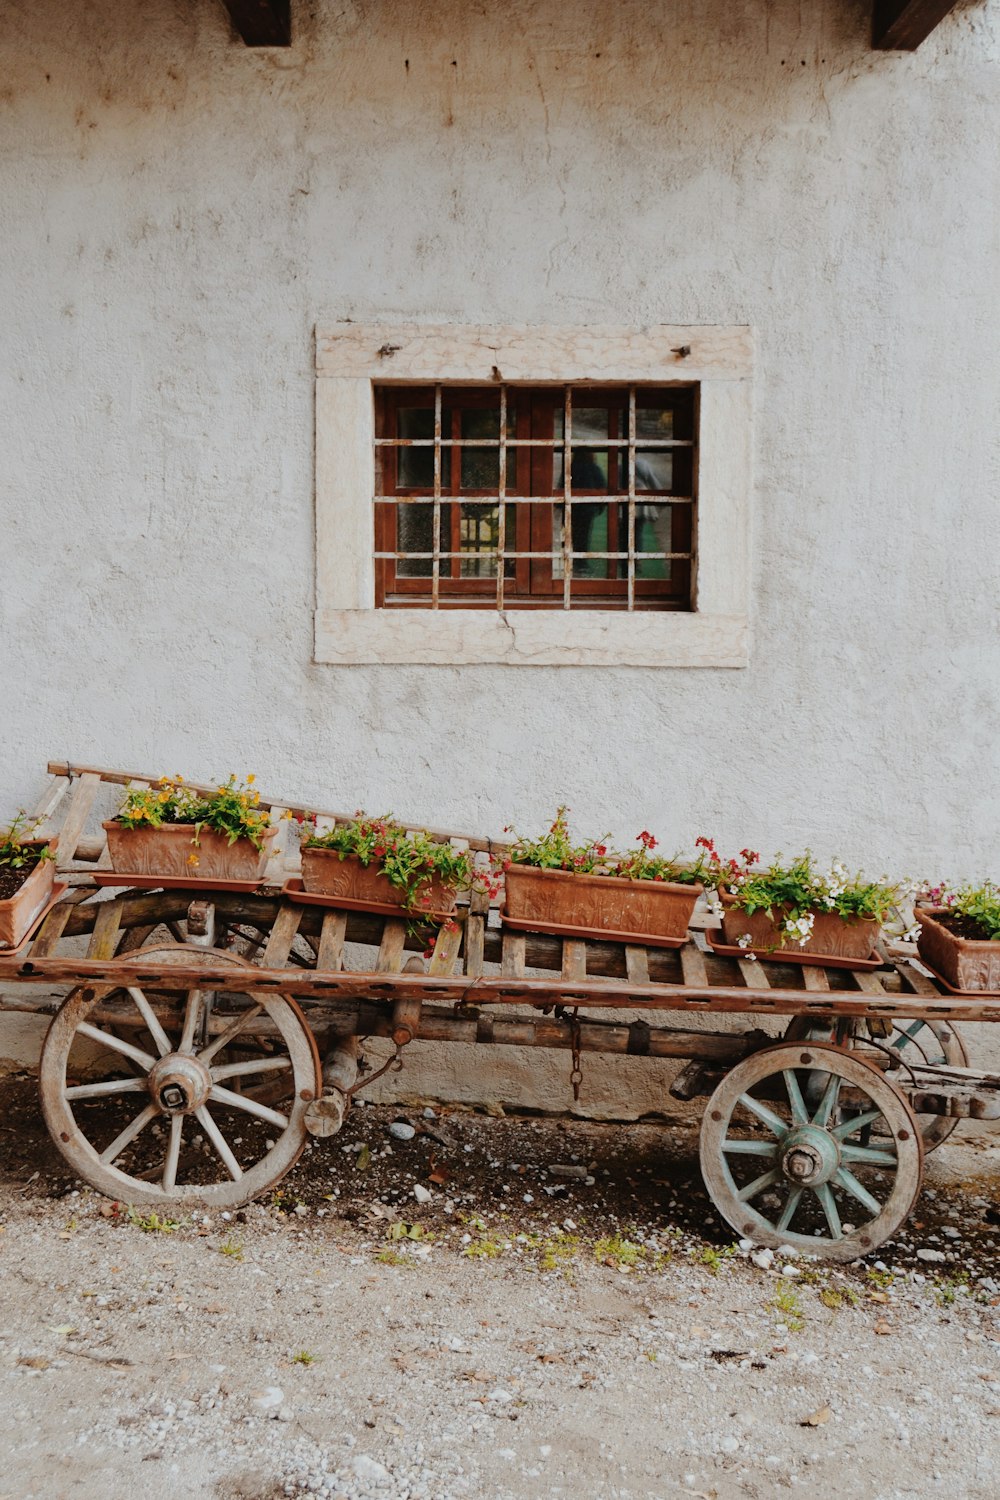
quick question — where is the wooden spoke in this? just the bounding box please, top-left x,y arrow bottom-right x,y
736,1167 -> 781,1203
126,986 -> 173,1057
64,1078 -> 147,1100
162,1116 -> 183,1192
776,1187 -> 804,1233
178,989 -> 206,1054
207,1084 -> 289,1130
811,1072 -> 841,1128
831,1108 -> 882,1141
210,1057 -> 292,1082
736,1093 -> 787,1138
840,1142 -> 898,1166
99,1103 -> 158,1165
199,1004 -> 266,1064
194,1106 -> 243,1181
77,1022 -> 156,1071
783,1069 -> 809,1125
814,1182 -> 843,1239
721,1138 -> 777,1157
833,1166 -> 883,1218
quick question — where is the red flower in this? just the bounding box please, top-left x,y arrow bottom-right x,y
740,848 -> 760,864
638,830 -> 658,851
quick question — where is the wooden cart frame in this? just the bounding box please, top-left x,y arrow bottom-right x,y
1,762 -> 997,1262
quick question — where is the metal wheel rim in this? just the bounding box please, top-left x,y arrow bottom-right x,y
700,1042 -> 924,1263
41,945 -> 321,1210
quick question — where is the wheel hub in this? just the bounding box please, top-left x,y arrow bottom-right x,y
148,1054 -> 212,1115
779,1125 -> 840,1187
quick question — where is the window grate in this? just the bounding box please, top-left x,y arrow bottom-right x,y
374,383 -> 697,612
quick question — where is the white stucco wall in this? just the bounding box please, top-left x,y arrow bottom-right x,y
2,0 -> 1000,1102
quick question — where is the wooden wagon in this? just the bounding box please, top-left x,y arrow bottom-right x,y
1,762 -> 997,1263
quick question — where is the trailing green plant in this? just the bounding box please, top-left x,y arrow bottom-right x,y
115,774 -> 272,851
696,838 -> 903,948
502,807 -> 706,885
303,813 -> 488,914
0,812 -> 53,870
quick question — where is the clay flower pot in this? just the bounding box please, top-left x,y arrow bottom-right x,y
300,848 -> 459,916
503,864 -> 702,947
917,908 -> 1000,992
0,842 -> 56,949
103,821 -> 275,882
719,892 -> 879,961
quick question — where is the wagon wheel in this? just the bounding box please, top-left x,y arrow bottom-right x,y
40,946 -> 321,1210
783,1016 -> 968,1152
700,1043 -> 923,1262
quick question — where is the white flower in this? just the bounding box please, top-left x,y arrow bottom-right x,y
784,912 -> 815,947
737,933 -> 753,949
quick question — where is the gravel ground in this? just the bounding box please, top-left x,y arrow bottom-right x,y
1,1074 -> 999,1500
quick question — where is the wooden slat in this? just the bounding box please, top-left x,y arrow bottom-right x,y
87,902 -> 123,961
679,942 -> 708,987
561,940 -> 587,981
261,904 -> 303,967
738,957 -> 771,990
464,882 -> 490,979
852,971 -> 887,996
376,919 -> 407,974
501,931 -> 526,978
429,921 -> 464,977
625,945 -> 650,985
802,966 -> 830,992
898,962 -> 943,996
28,901 -> 75,958
316,911 -> 347,973
29,775 -> 71,827
53,772 -> 101,865
872,0 -> 960,50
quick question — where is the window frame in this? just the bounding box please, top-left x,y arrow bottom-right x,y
315,323 -> 753,667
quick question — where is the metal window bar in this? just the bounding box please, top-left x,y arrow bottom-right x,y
377,384 -> 695,611
432,385 -> 442,608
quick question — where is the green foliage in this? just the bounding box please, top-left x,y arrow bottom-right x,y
291,1350 -> 317,1365
219,1237 -> 244,1260
691,1242 -> 737,1275
503,807 -> 705,885
701,845 -> 900,923
304,813 -> 482,915
115,775 -> 272,851
125,1207 -> 184,1233
769,1282 -> 804,1331
388,1221 -> 435,1243
375,1248 -> 416,1267
0,812 -> 53,870
939,882 -> 1000,941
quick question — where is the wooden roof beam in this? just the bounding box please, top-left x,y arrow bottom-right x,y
872,0 -> 962,48
220,0 -> 291,46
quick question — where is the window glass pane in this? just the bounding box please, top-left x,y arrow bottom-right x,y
459,503 -> 501,577
635,450 -> 674,491
460,408 -> 501,490
635,503 -> 673,580
636,404 -> 675,440
556,449 -> 611,492
397,502 -> 452,576
567,500 -> 612,580
397,407 -> 451,488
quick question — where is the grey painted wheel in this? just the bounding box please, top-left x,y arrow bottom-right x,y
40,946 -> 321,1210
700,1043 -> 923,1262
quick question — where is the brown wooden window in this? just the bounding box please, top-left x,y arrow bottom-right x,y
374,384 -> 697,611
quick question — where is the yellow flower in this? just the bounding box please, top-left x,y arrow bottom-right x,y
187,853 -> 199,867
247,774 -> 256,785
159,790 -> 170,802
159,775 -> 170,784
175,774 -> 184,783
282,809 -> 294,820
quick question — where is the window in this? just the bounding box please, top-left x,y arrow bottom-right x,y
315,324 -> 752,667
374,385 -> 696,611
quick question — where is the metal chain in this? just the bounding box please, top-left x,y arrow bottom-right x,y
569,1009 -> 583,1102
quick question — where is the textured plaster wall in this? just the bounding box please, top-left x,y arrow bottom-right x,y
2,0 -> 1000,1104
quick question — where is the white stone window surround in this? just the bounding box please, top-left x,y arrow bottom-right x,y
314,324 -> 752,668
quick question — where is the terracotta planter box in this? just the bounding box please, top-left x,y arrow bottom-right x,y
503,863 -> 701,947
719,893 -> 879,961
0,844 -> 56,949
103,821 -> 275,882
300,848 -> 459,916
917,908 -> 1000,992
